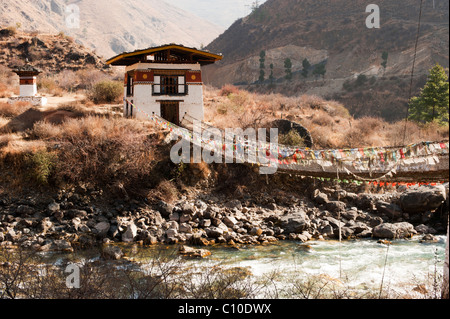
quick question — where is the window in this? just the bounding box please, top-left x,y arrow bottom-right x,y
153,75 -> 187,96
126,74 -> 134,96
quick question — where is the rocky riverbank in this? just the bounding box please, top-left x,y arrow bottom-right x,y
0,183 -> 448,254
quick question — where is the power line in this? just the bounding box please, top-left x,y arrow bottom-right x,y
403,0 -> 424,144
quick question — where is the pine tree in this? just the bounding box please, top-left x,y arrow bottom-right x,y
381,51 -> 388,70
259,50 -> 266,82
269,63 -> 274,84
408,63 -> 449,125
313,63 -> 326,80
284,58 -> 292,80
302,58 -> 311,78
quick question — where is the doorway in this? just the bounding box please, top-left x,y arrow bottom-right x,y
160,101 -> 180,125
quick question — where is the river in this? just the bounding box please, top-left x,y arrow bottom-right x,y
43,235 -> 447,299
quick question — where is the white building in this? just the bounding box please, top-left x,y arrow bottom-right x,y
106,44 -> 222,125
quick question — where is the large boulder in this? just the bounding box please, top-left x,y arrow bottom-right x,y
373,222 -> 417,239
399,185 -> 446,214
280,209 -> 310,234
375,201 -> 403,219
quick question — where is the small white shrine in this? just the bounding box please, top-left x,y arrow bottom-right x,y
8,63 -> 47,106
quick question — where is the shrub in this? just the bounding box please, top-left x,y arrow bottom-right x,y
51,116 -> 158,189
55,70 -> 79,92
25,150 -> 57,185
38,76 -> 64,96
0,83 -> 10,98
31,121 -> 63,140
0,26 -> 17,37
0,101 -> 33,118
219,84 -> 240,97
279,129 -> 305,147
76,68 -> 108,90
88,80 -> 123,104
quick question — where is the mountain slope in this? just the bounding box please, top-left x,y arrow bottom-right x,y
203,0 -> 449,121
0,29 -> 107,74
0,0 -> 223,58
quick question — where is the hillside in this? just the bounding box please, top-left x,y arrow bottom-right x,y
204,0 -> 449,121
0,0 -> 223,59
0,28 -> 107,74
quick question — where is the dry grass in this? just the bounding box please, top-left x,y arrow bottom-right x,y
0,116 -> 9,131
205,86 -> 449,149
0,101 -> 33,118
219,84 -> 241,96
0,102 -> 165,191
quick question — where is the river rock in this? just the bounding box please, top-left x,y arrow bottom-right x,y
356,194 -> 377,210
169,212 -> 180,222
223,215 -> 238,228
179,214 -> 192,223
400,185 -> 446,214
94,222 -> 110,237
318,223 -> 332,236
121,222 -> 138,242
195,199 -> 208,212
342,209 -> 359,221
373,222 -> 417,239
16,205 -> 34,216
312,189 -> 329,205
199,219 -> 211,228
6,229 -> 17,242
179,245 -> 211,258
415,224 -> 437,234
157,200 -> 174,218
102,245 -> 124,260
167,221 -> 179,230
250,227 -> 263,236
47,201 -> 60,213
181,202 -> 196,215
280,209 -> 309,234
40,239 -> 73,252
419,234 -> 439,243
206,226 -> 224,238
39,218 -> 54,234
375,201 -> 403,219
224,199 -> 242,210
67,209 -> 87,219
326,201 -> 347,213
166,228 -> 178,238
179,223 -> 193,233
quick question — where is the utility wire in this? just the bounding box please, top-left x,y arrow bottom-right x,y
403,0 -> 424,144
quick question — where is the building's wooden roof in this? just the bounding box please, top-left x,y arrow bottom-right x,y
106,44 -> 223,66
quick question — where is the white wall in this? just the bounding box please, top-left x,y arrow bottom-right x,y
125,62 -> 204,123
20,84 -> 37,97
132,84 -> 204,122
